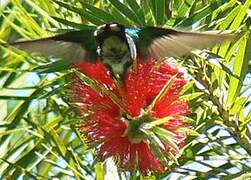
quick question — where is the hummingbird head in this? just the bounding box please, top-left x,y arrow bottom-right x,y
94,23 -> 135,79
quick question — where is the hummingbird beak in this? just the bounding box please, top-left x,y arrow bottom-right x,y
107,73 -> 126,100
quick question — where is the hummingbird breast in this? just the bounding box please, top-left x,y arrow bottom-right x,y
93,23 -> 138,78
100,35 -> 134,76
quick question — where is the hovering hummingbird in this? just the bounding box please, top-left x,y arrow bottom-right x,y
8,22 -> 237,79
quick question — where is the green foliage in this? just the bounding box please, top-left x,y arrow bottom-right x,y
0,0 -> 250,179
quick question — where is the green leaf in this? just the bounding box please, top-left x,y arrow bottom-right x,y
148,0 -> 157,23
180,92 -> 204,101
52,0 -> 104,25
227,33 -> 251,107
140,128 -> 169,166
51,16 -> 95,29
23,0 -> 59,27
193,51 -> 240,80
217,5 -> 241,30
95,162 -> 104,180
2,14 -> 32,38
230,0 -> 251,30
83,3 -> 115,23
177,0 -> 194,17
218,0 -> 251,57
229,97 -> 247,115
110,7 -> 131,26
126,0 -> 146,25
155,0 -> 166,25
11,0 -> 46,36
152,127 -> 179,152
109,0 -> 142,25
176,0 -> 222,27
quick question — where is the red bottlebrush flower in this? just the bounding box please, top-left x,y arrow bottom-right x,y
72,58 -> 191,175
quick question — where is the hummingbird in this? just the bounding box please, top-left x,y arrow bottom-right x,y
8,22 -> 237,79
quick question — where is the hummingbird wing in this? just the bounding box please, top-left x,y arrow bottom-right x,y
134,27 -> 238,60
8,29 -> 97,62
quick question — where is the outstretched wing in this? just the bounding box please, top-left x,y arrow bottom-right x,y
9,29 -> 97,62
133,27 -> 238,60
